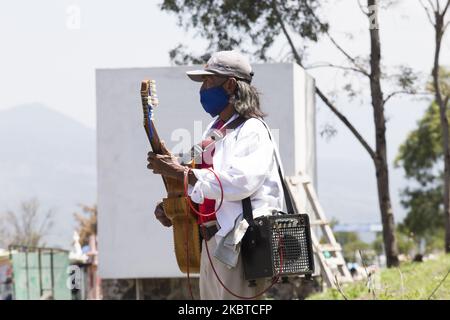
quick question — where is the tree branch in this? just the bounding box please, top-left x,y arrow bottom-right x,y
302,1 -> 369,75
325,41 -> 356,69
420,0 -> 436,25
443,0 -> 450,16
316,88 -> 377,160
305,62 -> 370,77
383,90 -> 431,105
271,0 -> 303,64
271,0 -> 376,161
428,0 -> 437,12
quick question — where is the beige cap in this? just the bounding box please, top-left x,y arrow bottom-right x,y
186,50 -> 253,83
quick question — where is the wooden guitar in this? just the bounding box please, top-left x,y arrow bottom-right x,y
140,79 -> 201,273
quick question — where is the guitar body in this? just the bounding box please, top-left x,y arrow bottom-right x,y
140,80 -> 201,274
162,179 -> 201,273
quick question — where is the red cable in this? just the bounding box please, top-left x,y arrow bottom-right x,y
183,168 -> 285,300
202,225 -> 284,300
184,168 -> 223,217
184,201 -> 194,300
184,167 -> 222,299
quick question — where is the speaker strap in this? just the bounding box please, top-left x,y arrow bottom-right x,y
242,119 -> 295,225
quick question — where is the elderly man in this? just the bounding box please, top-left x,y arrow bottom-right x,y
147,50 -> 284,300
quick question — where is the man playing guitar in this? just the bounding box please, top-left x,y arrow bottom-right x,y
147,50 -> 284,300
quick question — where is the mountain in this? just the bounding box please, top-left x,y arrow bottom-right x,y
0,104 -> 96,249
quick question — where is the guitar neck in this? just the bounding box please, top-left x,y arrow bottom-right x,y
141,79 -> 170,192
140,85 -> 162,155
145,120 -> 163,154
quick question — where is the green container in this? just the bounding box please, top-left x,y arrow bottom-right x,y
11,250 -> 72,300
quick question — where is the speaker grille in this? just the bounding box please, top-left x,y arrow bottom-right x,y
270,217 -> 313,275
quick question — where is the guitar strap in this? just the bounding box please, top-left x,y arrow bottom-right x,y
191,115 -> 248,164
191,115 -> 294,215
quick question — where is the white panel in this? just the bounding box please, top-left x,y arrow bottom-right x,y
292,64 -> 317,213
96,63 -> 316,278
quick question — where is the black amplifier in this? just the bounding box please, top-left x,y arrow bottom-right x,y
241,213 -> 315,281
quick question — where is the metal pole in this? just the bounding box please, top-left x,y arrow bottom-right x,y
50,249 -> 54,299
135,278 -> 141,300
25,247 -> 30,300
38,248 -> 43,298
8,245 -> 15,300
83,265 -> 88,300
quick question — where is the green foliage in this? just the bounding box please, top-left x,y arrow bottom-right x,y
396,66 -> 419,91
395,67 -> 450,247
308,254 -> 450,300
335,231 -> 370,263
396,230 -> 416,256
372,232 -> 384,256
160,0 -> 328,64
395,100 -> 450,247
398,186 -> 444,239
395,102 -> 447,185
426,67 -> 450,98
372,229 -> 415,256
424,228 -> 445,254
395,66 -> 450,185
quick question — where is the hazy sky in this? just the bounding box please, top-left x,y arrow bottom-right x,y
0,0 -> 448,129
1,0 -> 449,225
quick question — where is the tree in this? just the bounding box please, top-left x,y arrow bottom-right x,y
0,198 -> 54,248
398,186 -> 444,242
73,204 -> 97,247
161,0 -> 406,266
372,228 -> 415,257
395,70 -> 450,249
335,231 -> 371,263
419,0 -> 450,252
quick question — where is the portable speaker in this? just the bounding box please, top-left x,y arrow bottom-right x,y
240,120 -> 315,284
241,212 -> 315,281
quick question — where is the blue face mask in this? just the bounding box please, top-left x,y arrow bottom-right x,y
200,85 -> 230,117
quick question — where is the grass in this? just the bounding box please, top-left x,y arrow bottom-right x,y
307,253 -> 450,300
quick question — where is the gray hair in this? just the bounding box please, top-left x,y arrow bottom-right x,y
232,80 -> 266,119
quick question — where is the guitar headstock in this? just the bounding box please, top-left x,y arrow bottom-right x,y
140,79 -> 159,129
141,79 -> 159,108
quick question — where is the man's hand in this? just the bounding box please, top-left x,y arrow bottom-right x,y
154,201 -> 172,227
147,141 -> 185,180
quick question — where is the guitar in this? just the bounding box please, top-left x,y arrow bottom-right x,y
140,79 -> 201,273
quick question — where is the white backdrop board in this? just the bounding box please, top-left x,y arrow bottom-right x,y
96,63 -> 316,279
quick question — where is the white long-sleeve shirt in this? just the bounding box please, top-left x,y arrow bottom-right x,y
188,113 -> 284,238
